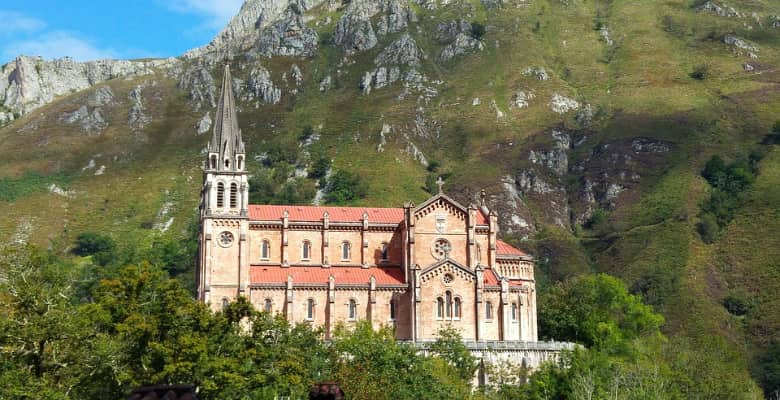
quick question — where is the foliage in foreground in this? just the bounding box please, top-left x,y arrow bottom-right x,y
0,247 -> 765,399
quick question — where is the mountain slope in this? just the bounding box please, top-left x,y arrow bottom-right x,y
1,0 -> 779,395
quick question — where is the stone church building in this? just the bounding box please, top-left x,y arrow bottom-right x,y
196,63 -> 541,344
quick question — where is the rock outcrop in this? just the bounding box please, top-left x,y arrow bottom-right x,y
242,66 -> 282,105
255,3 -> 319,58
439,33 -> 483,62
361,34 -> 425,93
178,64 -> 217,110
0,55 -> 177,116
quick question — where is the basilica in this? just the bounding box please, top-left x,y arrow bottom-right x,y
197,63 -> 538,342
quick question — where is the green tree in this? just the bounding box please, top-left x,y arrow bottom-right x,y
538,274 -> 664,352
325,170 -> 368,205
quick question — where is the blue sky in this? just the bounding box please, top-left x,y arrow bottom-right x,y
0,0 -> 244,65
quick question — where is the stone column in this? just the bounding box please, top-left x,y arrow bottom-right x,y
322,212 -> 330,267
282,210 -> 289,267
500,279 -> 509,341
369,276 -> 377,328
361,212 -> 369,268
327,275 -> 335,338
475,265 -> 484,341
285,275 -> 294,322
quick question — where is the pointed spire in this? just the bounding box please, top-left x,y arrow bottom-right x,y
208,59 -> 245,171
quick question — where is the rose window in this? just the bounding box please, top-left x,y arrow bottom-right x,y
432,239 -> 452,260
442,273 -> 454,284
218,231 -> 234,247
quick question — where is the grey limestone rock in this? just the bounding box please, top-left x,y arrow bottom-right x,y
291,64 -> 303,86
334,0 -> 380,53
434,20 -> 472,43
510,90 -> 535,109
88,86 -> 116,107
128,84 -> 151,130
374,34 -> 424,67
698,1 -> 744,18
549,93 -> 580,114
376,0 -> 415,35
319,76 -> 332,92
196,112 -> 212,135
245,67 -> 281,104
522,66 -> 549,81
0,112 -> 14,126
439,33 -> 484,62
60,105 -> 108,134
724,34 -> 759,58
185,0 -> 325,60
178,65 -> 216,110
256,4 -> 319,58
0,55 -> 178,116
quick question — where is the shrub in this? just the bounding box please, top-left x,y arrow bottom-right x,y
722,295 -> 749,316
325,171 -> 368,205
470,22 -> 486,40
697,212 -> 720,243
690,64 -> 709,80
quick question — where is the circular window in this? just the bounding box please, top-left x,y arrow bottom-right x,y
218,231 -> 234,247
431,238 -> 452,260
442,273 -> 454,284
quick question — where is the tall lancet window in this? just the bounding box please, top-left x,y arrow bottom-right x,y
445,291 -> 452,318
261,240 -> 270,260
216,183 -> 225,208
341,242 -> 351,261
230,183 -> 238,208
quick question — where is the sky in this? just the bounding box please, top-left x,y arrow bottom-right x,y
0,0 -> 244,65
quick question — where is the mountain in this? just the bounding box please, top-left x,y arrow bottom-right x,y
1,0 -> 779,395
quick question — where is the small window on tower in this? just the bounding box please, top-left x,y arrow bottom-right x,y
216,183 -> 225,208
225,159 -> 230,168
380,242 -> 389,261
230,183 -> 238,208
390,300 -> 396,321
261,240 -> 270,260
237,156 -> 243,170
264,298 -> 272,313
306,299 -> 315,320
341,242 -> 351,261
485,301 -> 493,320
210,155 -> 217,169
348,299 -> 357,320
302,241 -> 312,260
511,302 -> 518,321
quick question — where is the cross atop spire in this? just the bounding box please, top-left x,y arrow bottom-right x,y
208,61 -> 245,171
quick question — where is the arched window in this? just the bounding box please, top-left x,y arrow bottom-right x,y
210,155 -> 217,169
224,158 -> 230,168
348,299 -> 357,320
306,299 -> 315,320
216,182 -> 225,208
221,297 -> 229,311
261,240 -> 270,260
445,291 -> 452,318
454,297 -> 461,319
511,302 -> 518,321
341,241 -> 351,261
230,183 -> 238,208
302,241 -> 311,260
237,156 -> 243,170
476,243 -> 482,264
390,300 -> 396,321
485,301 -> 493,320
264,298 -> 272,313
436,297 -> 444,319
380,242 -> 389,260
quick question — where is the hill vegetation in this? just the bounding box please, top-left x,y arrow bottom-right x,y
0,0 -> 779,397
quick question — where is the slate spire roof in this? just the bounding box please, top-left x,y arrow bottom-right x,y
208,61 -> 245,170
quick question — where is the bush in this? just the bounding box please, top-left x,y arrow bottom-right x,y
690,64 -> 709,80
697,212 -> 720,243
325,171 -> 368,205
470,22 -> 486,40
722,295 -> 749,316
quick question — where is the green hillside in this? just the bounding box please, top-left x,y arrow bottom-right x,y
1,0 -> 779,396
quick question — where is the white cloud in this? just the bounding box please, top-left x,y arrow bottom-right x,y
2,31 -> 119,63
0,11 -> 46,36
165,0 -> 244,30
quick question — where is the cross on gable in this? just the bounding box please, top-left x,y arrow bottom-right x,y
436,176 -> 445,194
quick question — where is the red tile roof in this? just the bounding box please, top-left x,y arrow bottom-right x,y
250,265 -> 405,285
484,268 -> 500,285
249,205 -> 404,224
496,239 -> 526,256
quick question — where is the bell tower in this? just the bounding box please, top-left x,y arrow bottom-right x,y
197,60 -> 250,305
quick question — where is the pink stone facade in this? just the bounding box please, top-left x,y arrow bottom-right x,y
197,195 -> 538,342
